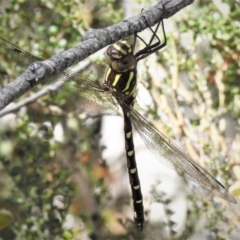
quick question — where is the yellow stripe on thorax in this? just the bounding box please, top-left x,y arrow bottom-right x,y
105,68 -> 111,82
129,85 -> 137,98
112,72 -> 122,87
122,71 -> 134,93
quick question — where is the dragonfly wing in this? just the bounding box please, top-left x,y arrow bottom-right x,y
50,74 -> 119,115
120,102 -> 236,203
0,37 -> 44,66
0,37 -> 119,115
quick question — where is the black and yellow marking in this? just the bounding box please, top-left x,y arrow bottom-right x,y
105,68 -> 137,101
104,38 -> 145,230
130,168 -> 136,174
128,150 -> 134,156
103,25 -> 167,230
126,131 -> 132,139
123,110 -> 144,231
112,41 -> 133,56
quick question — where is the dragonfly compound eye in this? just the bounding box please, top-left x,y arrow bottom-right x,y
111,55 -> 136,72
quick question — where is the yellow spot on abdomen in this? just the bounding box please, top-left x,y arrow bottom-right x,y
126,132 -> 132,138
130,168 -> 136,174
128,150 -> 134,157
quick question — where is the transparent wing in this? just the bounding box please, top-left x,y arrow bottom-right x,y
0,37 -> 119,115
50,74 -> 119,115
0,37 -> 44,66
120,102 -> 236,203
1,37 -> 235,203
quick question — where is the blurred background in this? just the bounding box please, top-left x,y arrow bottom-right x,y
0,0 -> 240,239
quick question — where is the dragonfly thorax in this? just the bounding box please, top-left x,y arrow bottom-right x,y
104,39 -> 138,105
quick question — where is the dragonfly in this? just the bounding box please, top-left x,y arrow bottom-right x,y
0,18 -> 236,231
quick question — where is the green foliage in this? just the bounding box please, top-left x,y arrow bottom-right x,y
181,2 -> 240,117
0,0 -> 239,239
0,0 -> 122,239
0,0 -> 122,55
0,210 -> 13,231
0,115 -> 75,239
139,0 -> 239,238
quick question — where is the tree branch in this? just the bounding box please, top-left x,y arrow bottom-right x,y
0,0 -> 194,111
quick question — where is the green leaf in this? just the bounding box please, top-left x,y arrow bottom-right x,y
0,210 -> 13,230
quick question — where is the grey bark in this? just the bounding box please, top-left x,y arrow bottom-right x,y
0,0 -> 194,111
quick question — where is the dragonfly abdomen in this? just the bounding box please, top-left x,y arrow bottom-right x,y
123,111 -> 144,231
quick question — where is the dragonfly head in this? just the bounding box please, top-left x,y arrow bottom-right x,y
105,40 -> 136,73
